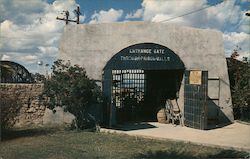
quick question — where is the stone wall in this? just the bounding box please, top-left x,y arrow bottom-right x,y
0,84 -> 76,129
0,83 -> 77,129
0,84 -> 45,128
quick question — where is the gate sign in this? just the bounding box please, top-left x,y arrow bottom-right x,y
121,48 -> 170,62
189,70 -> 202,85
104,43 -> 185,70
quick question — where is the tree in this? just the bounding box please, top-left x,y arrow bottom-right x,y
227,50 -> 250,121
0,85 -> 22,129
31,73 -> 46,83
43,60 -> 102,129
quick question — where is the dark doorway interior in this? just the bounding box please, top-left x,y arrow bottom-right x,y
112,69 -> 184,123
143,70 -> 184,121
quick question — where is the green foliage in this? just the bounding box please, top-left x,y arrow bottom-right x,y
0,86 -> 22,129
43,60 -> 102,129
227,58 -> 250,121
31,73 -> 46,83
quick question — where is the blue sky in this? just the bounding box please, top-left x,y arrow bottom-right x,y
0,0 -> 249,74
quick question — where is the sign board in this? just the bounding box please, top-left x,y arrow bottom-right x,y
120,48 -> 170,62
104,43 -> 185,70
189,70 -> 202,85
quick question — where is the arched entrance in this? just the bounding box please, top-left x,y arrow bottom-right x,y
103,43 -> 185,125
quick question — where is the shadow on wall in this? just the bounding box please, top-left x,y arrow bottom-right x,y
207,97 -> 232,130
86,103 -> 103,125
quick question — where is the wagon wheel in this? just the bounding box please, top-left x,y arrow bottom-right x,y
157,107 -> 172,124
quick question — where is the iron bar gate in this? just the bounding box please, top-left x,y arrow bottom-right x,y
112,69 -> 145,122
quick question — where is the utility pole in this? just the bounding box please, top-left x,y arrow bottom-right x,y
56,6 -> 81,24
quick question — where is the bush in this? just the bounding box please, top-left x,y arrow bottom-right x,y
32,73 -> 46,83
43,60 -> 102,129
227,58 -> 250,121
0,86 -> 22,129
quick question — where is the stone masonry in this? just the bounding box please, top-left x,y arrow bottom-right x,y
0,84 -> 45,128
0,83 -> 76,129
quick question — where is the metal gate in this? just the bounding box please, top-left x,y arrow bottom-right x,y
103,43 -> 186,126
112,69 -> 145,122
184,70 -> 208,130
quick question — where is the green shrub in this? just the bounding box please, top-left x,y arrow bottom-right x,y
227,58 -> 250,121
0,86 -> 22,129
43,60 -> 102,129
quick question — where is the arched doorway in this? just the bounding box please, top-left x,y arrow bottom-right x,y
103,43 -> 185,125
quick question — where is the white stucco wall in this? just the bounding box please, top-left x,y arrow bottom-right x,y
59,21 -> 234,124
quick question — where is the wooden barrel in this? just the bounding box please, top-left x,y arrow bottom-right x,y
157,108 -> 167,123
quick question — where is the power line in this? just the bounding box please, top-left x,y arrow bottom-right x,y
222,0 -> 236,32
157,0 -> 228,23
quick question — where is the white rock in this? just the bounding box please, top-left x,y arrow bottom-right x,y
42,107 -> 75,126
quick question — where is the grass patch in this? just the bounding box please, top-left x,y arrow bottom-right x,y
0,128 -> 249,159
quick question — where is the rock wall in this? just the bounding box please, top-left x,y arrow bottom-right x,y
0,84 -> 77,129
0,84 -> 45,128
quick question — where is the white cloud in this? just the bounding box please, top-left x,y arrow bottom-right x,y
0,0 -> 82,73
0,0 -> 47,24
139,0 -> 248,33
141,0 -> 206,22
19,55 -> 38,63
89,8 -> 123,24
238,14 -> 250,34
0,52 -> 38,64
38,46 -> 58,56
223,32 -> 250,59
151,14 -> 189,25
125,9 -> 143,19
136,0 -> 250,61
1,54 -> 11,61
204,0 -> 246,31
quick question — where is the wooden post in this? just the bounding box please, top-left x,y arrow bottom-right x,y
76,6 -> 80,24
56,6 -> 81,25
65,11 -> 69,25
